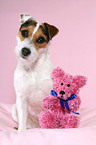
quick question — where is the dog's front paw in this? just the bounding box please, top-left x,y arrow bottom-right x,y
18,127 -> 26,133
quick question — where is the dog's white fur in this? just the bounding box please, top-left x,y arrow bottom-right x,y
12,15 -> 57,133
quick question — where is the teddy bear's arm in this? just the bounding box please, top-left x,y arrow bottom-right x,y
42,95 -> 61,110
68,95 -> 81,112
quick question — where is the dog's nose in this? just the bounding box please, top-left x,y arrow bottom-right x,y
60,91 -> 65,95
21,47 -> 31,57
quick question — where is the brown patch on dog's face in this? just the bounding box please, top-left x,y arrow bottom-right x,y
18,25 -> 35,41
18,19 -> 37,41
33,25 -> 48,50
33,23 -> 59,51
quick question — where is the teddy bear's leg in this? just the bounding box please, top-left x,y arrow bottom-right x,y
60,113 -> 80,128
39,110 -> 80,129
39,110 -> 59,128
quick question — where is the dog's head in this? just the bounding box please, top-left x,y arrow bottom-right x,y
15,14 -> 59,64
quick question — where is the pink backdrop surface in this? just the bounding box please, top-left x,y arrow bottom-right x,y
0,0 -> 96,108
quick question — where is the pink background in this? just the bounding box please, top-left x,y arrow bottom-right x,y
0,0 -> 96,108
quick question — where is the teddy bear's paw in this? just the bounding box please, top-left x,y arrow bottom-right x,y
42,95 -> 62,111
68,95 -> 81,112
60,114 -> 80,128
39,110 -> 58,128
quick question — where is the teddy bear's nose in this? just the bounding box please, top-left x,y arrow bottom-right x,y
60,91 -> 65,95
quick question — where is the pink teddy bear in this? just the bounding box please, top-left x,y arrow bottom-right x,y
39,67 -> 87,128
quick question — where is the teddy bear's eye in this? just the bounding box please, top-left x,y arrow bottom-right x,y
67,84 -> 70,87
61,83 -> 63,86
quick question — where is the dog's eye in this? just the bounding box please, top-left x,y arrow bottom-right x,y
36,37 -> 46,44
67,84 -> 70,87
21,30 -> 28,37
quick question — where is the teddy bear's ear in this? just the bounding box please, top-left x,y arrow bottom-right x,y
52,67 -> 65,79
73,75 -> 87,88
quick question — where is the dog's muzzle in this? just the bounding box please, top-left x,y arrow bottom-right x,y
21,47 -> 31,58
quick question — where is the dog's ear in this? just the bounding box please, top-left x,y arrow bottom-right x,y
20,14 -> 36,24
44,23 -> 59,40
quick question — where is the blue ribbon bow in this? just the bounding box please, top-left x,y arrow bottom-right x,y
51,90 -> 80,115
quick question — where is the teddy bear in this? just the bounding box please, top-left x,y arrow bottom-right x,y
39,67 -> 87,128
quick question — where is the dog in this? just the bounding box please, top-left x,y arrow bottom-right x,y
12,14 -> 59,133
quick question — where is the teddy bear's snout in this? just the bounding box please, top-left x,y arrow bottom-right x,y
60,91 -> 65,96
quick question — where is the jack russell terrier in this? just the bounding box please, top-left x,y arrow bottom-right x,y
12,14 -> 59,133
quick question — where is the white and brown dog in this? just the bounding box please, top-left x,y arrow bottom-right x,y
12,14 -> 59,133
